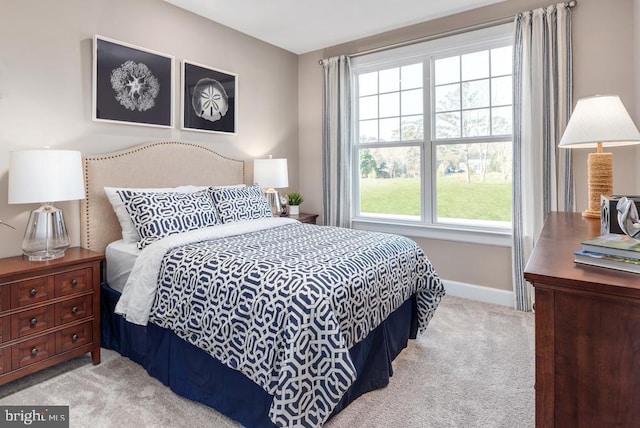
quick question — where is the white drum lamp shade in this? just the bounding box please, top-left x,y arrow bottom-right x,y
254,157 -> 289,215
8,150 -> 85,260
559,95 -> 640,218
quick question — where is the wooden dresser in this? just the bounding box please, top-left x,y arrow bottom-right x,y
524,212 -> 640,427
0,247 -> 103,385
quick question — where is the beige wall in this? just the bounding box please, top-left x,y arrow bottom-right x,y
298,0 -> 639,293
1,0 -> 637,294
0,0 -> 299,258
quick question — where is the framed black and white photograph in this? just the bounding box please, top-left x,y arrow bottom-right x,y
181,60 -> 237,134
93,35 -> 174,128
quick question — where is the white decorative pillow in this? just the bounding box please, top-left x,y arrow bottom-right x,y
209,184 -> 273,223
117,189 -> 220,249
105,185 -> 243,244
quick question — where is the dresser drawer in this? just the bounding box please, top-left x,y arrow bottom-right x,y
0,317 -> 11,344
10,276 -> 55,308
11,305 -> 55,338
55,295 -> 92,325
0,286 -> 10,312
55,268 -> 91,297
57,321 -> 93,354
11,333 -> 55,369
0,348 -> 10,374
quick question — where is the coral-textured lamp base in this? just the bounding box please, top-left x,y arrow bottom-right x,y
583,149 -> 613,219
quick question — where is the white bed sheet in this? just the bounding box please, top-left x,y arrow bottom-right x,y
105,239 -> 141,293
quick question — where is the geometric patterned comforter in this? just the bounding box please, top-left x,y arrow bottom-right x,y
148,222 -> 444,427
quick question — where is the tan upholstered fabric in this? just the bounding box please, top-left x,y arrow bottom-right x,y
81,141 -> 245,253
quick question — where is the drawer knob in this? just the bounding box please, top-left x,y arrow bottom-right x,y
72,334 -> 79,343
30,318 -> 37,327
30,288 -> 37,297
71,279 -> 78,287
71,306 -> 78,315
31,348 -> 38,357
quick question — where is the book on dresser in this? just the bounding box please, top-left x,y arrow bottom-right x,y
575,233 -> 640,273
580,233 -> 640,259
574,250 -> 640,274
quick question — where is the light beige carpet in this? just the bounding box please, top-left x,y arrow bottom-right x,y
0,295 -> 534,427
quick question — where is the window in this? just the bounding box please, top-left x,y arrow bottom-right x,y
352,24 -> 513,241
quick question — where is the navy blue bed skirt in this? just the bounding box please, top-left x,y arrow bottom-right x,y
101,283 -> 418,427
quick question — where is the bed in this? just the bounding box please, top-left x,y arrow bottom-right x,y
81,141 -> 445,427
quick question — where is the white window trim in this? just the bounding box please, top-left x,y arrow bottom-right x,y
352,218 -> 512,247
351,23 -> 514,246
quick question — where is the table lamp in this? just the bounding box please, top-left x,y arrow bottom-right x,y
254,156 -> 288,215
8,149 -> 85,260
559,95 -> 640,218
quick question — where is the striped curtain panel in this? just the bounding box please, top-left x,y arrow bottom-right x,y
512,3 -> 573,311
321,55 -> 353,228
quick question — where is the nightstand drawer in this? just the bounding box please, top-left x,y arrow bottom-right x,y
55,295 -> 92,325
11,276 -> 55,308
11,305 -> 55,338
57,321 -> 92,353
56,268 -> 91,297
12,333 -> 55,369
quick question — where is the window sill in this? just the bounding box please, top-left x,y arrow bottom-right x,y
351,218 -> 512,247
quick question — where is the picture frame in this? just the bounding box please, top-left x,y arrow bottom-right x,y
181,60 -> 238,135
93,35 -> 174,128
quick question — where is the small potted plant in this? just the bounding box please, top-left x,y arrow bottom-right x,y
287,192 -> 304,215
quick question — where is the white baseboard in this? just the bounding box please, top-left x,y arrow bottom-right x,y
442,279 -> 514,307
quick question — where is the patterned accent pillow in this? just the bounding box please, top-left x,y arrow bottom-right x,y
209,184 -> 273,223
118,189 -> 220,249
105,185 -> 207,244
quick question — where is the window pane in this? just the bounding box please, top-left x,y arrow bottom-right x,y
435,56 -> 460,85
462,109 -> 490,137
401,63 -> 423,90
401,88 -> 423,115
435,112 -> 461,138
435,84 -> 460,112
461,51 -> 489,81
379,117 -> 400,142
491,46 -> 512,76
379,68 -> 399,93
359,72 -> 378,96
359,120 -> 378,142
379,92 -> 400,117
492,106 -> 512,135
491,76 -> 512,106
353,28 -> 513,229
401,115 -> 424,140
462,80 -> 490,109
359,95 -> 378,120
435,142 -> 512,223
359,147 -> 421,218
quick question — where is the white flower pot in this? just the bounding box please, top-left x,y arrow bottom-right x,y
289,205 -> 300,215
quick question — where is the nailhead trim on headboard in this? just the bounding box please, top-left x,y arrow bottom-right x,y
81,141 -> 245,253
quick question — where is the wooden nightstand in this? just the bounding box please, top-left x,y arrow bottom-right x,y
290,213 -> 319,225
0,247 -> 103,386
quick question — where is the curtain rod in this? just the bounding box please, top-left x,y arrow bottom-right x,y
319,0 -> 576,64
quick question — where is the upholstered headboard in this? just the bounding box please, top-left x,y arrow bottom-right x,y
81,141 -> 245,253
